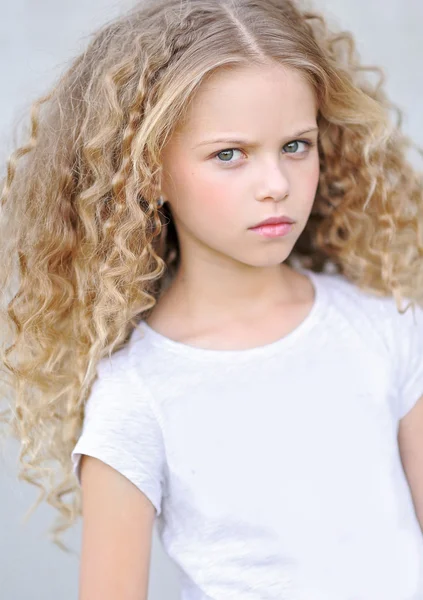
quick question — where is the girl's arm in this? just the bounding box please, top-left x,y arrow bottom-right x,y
78,454 -> 156,600
398,394 -> 423,531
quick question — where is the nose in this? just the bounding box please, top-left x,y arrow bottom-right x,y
256,160 -> 290,202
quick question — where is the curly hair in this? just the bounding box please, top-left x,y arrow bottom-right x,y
0,0 -> 422,553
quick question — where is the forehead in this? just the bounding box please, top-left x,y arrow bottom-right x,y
177,64 -> 317,140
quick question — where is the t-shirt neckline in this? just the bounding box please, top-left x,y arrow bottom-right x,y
137,268 -> 327,360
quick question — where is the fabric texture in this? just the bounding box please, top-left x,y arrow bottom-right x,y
72,268 -> 423,599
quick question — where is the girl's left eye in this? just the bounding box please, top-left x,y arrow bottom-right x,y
213,140 -> 313,165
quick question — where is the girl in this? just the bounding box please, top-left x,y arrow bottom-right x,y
1,0 -> 422,598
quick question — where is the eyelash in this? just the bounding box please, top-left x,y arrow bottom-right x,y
212,139 -> 315,166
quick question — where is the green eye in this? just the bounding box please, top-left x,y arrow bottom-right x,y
285,141 -> 300,153
215,149 -> 242,162
284,140 -> 311,153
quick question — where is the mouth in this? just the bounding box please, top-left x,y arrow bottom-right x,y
248,216 -> 295,239
249,216 -> 295,229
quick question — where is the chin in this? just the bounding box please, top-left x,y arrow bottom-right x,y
237,249 -> 293,269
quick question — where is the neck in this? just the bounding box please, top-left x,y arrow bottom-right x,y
161,251 -> 300,324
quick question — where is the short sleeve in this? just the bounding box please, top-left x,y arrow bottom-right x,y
394,301 -> 423,420
71,351 -> 166,516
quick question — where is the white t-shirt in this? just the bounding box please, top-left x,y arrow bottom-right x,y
71,268 -> 423,600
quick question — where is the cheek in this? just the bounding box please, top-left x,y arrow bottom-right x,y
186,172 -> 239,223
300,158 -> 320,200
166,164 -> 239,232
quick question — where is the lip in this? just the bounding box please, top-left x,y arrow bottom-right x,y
249,215 -> 295,229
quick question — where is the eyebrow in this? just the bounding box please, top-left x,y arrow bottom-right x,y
194,126 -> 319,148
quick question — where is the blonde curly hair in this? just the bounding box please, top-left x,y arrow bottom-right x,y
0,0 -> 422,553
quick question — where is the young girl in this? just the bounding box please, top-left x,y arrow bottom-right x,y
1,0 -> 422,598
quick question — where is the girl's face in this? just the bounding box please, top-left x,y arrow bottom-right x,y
160,63 -> 320,269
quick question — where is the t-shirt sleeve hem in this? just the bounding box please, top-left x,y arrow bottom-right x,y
399,379 -> 423,420
71,446 -> 162,516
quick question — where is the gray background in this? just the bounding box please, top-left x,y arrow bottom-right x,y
1,1 -> 422,598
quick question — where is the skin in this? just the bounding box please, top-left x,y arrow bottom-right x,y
150,63 -> 321,348
398,397 -> 423,531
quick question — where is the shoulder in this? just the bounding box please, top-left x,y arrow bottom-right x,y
312,268 -> 423,364
83,334 -> 158,424
95,325 -> 153,381
313,268 -> 421,324
75,332 -> 164,460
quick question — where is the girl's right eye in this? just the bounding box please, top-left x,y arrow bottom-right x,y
212,148 -> 244,164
